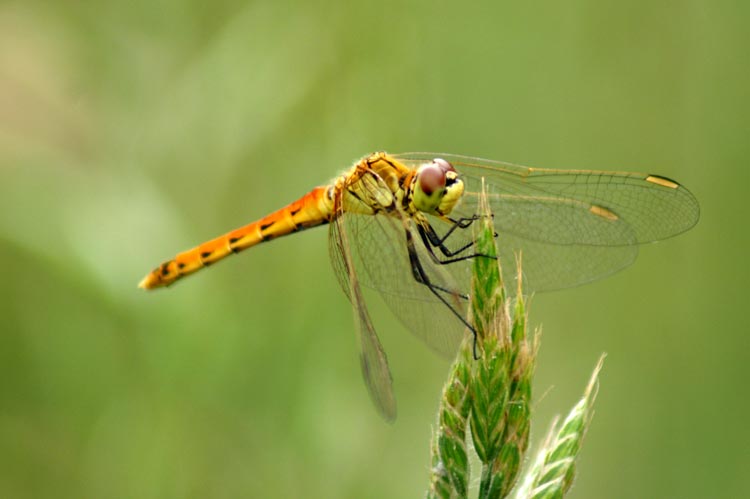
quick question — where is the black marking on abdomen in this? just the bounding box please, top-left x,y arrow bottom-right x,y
177,262 -> 186,269
260,221 -> 274,231
160,264 -> 170,276
228,237 -> 242,253
296,219 -> 320,230
200,251 -> 213,266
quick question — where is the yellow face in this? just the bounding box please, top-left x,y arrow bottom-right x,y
412,158 -> 465,216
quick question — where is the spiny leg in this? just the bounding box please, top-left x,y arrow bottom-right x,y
437,214 -> 497,248
405,228 -> 480,359
438,215 -> 479,241
417,217 -> 497,265
418,224 -> 476,262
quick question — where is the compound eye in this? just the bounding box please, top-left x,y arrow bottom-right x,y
418,162 -> 447,195
433,158 -> 455,173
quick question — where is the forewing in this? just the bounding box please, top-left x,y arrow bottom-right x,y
394,153 -> 699,291
329,212 -> 397,421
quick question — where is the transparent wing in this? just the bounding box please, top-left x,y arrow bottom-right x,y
329,213 -> 397,422
340,210 -> 470,358
393,153 -> 700,291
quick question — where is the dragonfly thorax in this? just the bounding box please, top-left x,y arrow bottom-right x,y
412,158 -> 464,216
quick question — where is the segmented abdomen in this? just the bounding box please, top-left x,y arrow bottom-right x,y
139,185 -> 334,289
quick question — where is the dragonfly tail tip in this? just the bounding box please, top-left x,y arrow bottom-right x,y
138,273 -> 160,290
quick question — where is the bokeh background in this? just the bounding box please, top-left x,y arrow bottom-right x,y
1,1 -> 748,498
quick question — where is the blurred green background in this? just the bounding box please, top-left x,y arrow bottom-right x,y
1,1 -> 747,498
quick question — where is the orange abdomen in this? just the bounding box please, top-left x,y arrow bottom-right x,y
139,185 -> 334,289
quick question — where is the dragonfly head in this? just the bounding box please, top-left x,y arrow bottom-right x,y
413,158 -> 464,216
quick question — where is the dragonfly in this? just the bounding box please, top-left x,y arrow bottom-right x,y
139,152 -> 700,421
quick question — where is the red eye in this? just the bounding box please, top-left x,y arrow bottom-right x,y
419,163 -> 447,195
433,158 -> 455,173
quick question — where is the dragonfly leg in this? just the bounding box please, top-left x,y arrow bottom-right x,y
442,215 -> 478,234
417,220 -> 496,265
405,228 -> 480,359
443,214 -> 497,240
427,215 -> 485,253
